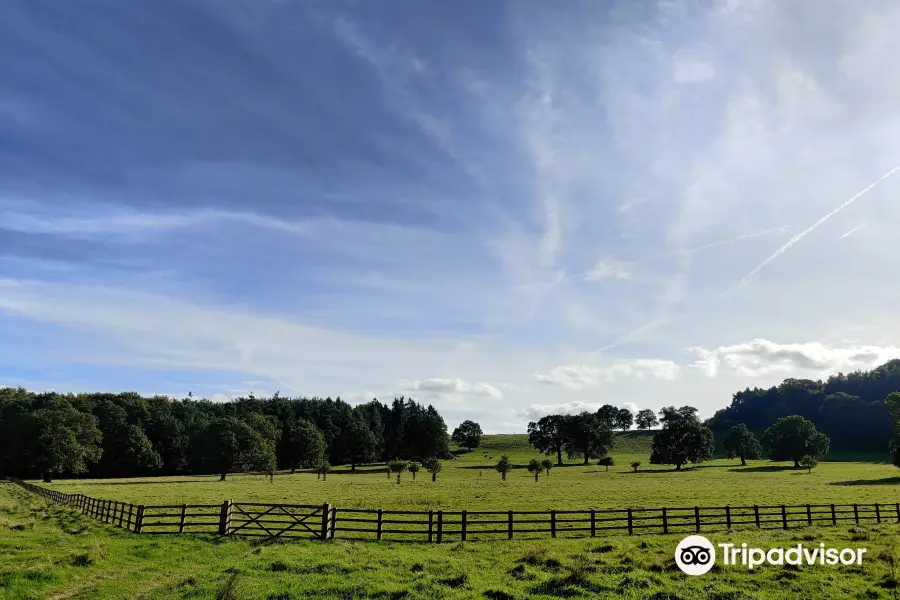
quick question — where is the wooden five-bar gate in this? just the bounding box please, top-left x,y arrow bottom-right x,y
9,478 -> 900,542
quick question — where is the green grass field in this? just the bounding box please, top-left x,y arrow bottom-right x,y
36,433 -> 900,512
5,480 -> 900,600
7,433 -> 900,599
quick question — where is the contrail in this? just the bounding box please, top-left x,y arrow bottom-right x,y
839,223 -> 868,240
729,163 -> 900,292
680,225 -> 789,254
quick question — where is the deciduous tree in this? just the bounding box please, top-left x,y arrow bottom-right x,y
451,420 -> 483,451
722,423 -> 762,466
528,415 -> 568,466
635,409 -> 659,430
761,415 -> 830,468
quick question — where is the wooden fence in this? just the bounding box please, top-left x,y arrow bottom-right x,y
10,478 -> 900,542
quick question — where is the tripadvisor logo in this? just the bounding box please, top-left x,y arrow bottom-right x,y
675,535 -> 867,576
675,535 -> 716,575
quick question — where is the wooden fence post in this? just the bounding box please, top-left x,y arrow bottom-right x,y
135,505 -> 145,534
895,503 -> 900,523
330,507 -> 337,539
461,510 -> 468,542
876,503 -> 881,524
590,510 -> 596,538
662,508 -> 668,534
436,511 -> 443,543
218,500 -> 232,536
806,504 -> 812,527
508,511 -> 513,540
853,504 -> 859,524
694,507 -> 700,533
831,504 -> 837,526
179,504 -> 187,533
428,511 -> 434,543
781,505 -> 787,529
551,510 -> 556,538
627,509 -> 633,535
127,504 -> 134,531
725,506 -> 731,529
320,502 -> 330,540
376,509 -> 383,541
754,505 -> 760,528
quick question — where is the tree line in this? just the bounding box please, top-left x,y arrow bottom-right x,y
707,359 -> 900,451
528,404 -> 834,472
0,388 -> 453,482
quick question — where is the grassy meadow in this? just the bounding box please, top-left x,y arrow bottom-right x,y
5,479 -> 900,600
36,433 -> 900,511
7,433 -> 900,599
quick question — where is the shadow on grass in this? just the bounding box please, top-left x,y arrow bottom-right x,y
728,465 -> 800,473
56,478 -> 223,486
830,477 -> 900,486
459,463 -> 592,471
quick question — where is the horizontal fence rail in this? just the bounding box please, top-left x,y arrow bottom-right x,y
9,478 -> 900,542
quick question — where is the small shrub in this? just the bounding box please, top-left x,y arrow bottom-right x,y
541,459 -> 553,476
598,457 -> 615,471
495,456 -> 513,481
799,454 -> 819,473
527,459 -> 542,482
630,461 -> 641,473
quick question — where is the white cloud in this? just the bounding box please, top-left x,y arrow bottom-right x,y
534,359 -> 679,391
688,339 -> 900,378
518,400 -> 639,421
584,258 -> 633,282
397,377 -> 504,400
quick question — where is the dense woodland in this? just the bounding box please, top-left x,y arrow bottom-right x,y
706,359 -> 900,450
0,389 -> 449,481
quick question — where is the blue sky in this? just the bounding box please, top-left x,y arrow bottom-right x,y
3,0 -> 900,432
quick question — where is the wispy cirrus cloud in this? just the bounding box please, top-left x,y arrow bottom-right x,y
3,0 -> 900,432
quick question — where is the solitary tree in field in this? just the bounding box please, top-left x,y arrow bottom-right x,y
496,455 -> 513,481
630,461 -> 641,473
528,415 -> 568,466
615,408 -> 634,432
388,460 -> 408,484
408,462 -> 420,480
527,458 -> 542,482
563,412 -> 614,465
722,423 -> 762,466
451,420 -> 484,452
598,456 -> 615,472
283,419 -> 326,474
761,415 -> 830,468
192,416 -> 276,481
799,454 -> 819,473
423,457 -> 442,482
316,460 -> 331,481
541,458 -> 553,476
649,406 -> 714,470
635,409 -> 659,430
31,406 -> 103,483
